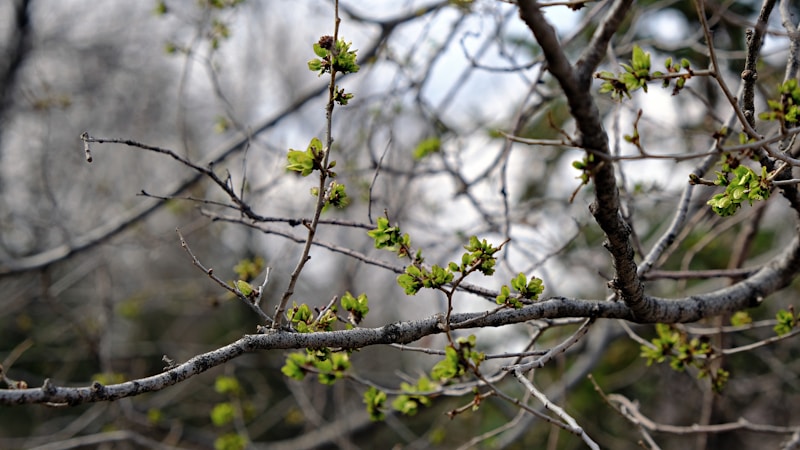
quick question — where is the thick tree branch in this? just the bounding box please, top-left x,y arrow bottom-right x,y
740,0 -> 778,127
517,1 -> 647,317
4,227 -> 799,407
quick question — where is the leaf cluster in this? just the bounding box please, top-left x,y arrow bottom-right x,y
707,164 -> 770,217
597,45 -> 693,100
729,310 -> 752,326
286,137 -> 327,177
640,324 -> 728,392
214,433 -> 247,450
397,264 -> 454,296
233,257 -> 264,281
341,291 -> 369,325
367,217 -> 413,257
286,302 -> 337,333
393,236 -> 504,296
413,137 -> 441,160
232,280 -> 259,304
363,336 -> 485,421
496,272 -> 544,309
431,335 -> 484,382
363,386 -> 388,421
571,153 -> 595,185
313,181 -> 349,211
280,294 -> 372,385
281,350 -> 351,385
461,236 -> 500,276
774,307 -> 799,336
368,223 -> 504,292
759,79 -> 800,126
391,375 -> 436,417
308,36 -> 360,76
210,375 -> 251,450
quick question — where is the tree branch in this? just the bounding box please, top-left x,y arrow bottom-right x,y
517,1 -> 647,318
575,0 -> 634,82
5,228 -> 800,408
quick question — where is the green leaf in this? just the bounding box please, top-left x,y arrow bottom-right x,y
307,59 -> 322,73
147,408 -> 163,424
511,272 -> 527,292
413,137 -> 441,160
397,272 -> 422,295
214,433 -> 247,450
429,264 -> 454,287
392,394 -> 423,416
432,346 -> 464,381
367,217 -> 411,257
154,1 -> 168,15
462,236 -> 499,275
286,138 -> 324,176
233,257 -> 264,281
325,181 -> 349,210
391,375 -> 435,416
711,369 -> 729,393
287,302 -> 312,325
234,280 -> 254,296
210,402 -> 235,427
308,137 -> 323,155
316,353 -> 350,385
286,150 -> 315,176
730,311 -> 752,326
331,39 -> 360,73
363,387 -> 387,421
333,87 -> 354,106
524,277 -> 544,300
774,309 -> 797,336
312,42 -> 328,58
281,352 -> 310,380
341,291 -> 369,323
214,376 -> 241,396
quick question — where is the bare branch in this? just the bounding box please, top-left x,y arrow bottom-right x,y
176,228 -> 271,324
575,0 -> 635,82
513,369 -> 600,449
518,0 -> 647,317
607,392 -> 800,435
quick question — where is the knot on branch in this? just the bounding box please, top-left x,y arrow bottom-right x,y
740,69 -> 757,81
42,378 -> 57,395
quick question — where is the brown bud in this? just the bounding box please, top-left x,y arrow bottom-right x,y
318,35 -> 334,50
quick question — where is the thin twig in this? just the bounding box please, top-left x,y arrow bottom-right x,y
273,0 -> 343,328
506,318 -> 595,372
513,369 -> 600,449
607,392 -> 800,435
176,228 -> 271,324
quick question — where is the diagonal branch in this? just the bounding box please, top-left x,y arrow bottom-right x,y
575,0 -> 635,82
517,1 -> 647,318
4,228 -> 800,407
